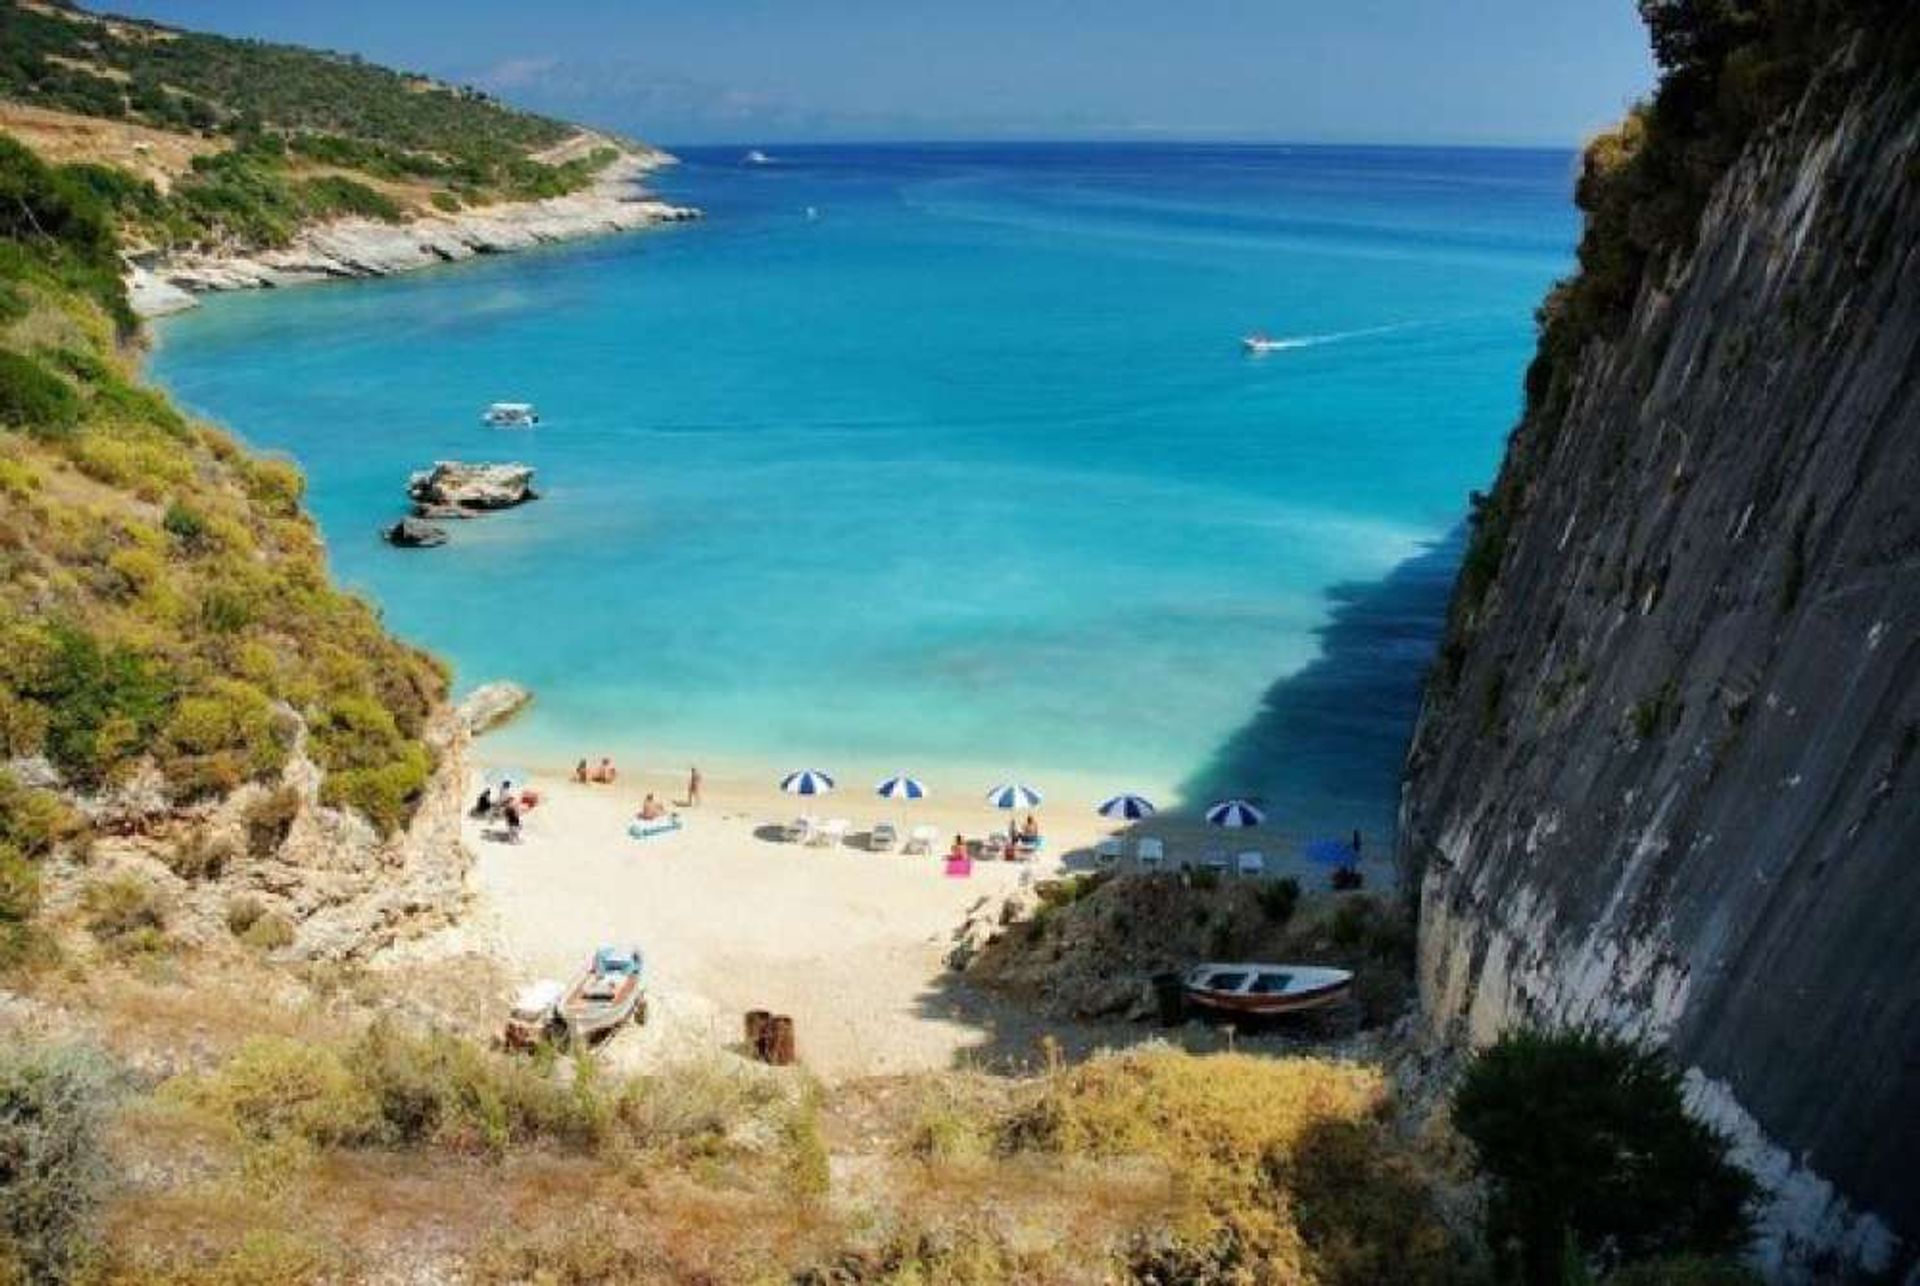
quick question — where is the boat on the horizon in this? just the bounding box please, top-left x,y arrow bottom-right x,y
744,148 -> 773,165
561,945 -> 648,1044
1182,962 -> 1353,1017
482,401 -> 539,427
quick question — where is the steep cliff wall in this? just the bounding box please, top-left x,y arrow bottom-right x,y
1399,34 -> 1920,1281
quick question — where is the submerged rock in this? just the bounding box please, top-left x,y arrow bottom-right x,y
406,461 -> 537,515
382,517 -> 449,548
456,681 -> 533,736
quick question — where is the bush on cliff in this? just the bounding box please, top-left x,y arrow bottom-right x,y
0,1044 -> 117,1284
1453,1028 -> 1756,1284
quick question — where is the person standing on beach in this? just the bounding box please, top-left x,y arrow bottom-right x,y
688,765 -> 702,807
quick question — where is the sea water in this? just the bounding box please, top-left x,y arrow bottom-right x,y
149,143 -> 1576,840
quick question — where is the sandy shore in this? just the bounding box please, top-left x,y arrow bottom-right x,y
460,758 -> 1398,1082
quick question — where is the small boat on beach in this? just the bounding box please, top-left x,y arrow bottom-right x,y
482,401 -> 539,427
561,946 -> 648,1043
1182,962 -> 1353,1017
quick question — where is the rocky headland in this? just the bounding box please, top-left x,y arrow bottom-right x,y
126,149 -> 701,318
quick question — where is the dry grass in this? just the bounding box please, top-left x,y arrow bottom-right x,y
0,102 -> 223,193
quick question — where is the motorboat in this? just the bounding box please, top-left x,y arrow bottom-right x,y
1182,962 -> 1353,1017
1242,334 -> 1291,354
560,946 -> 648,1043
483,401 -> 539,427
743,149 -> 772,165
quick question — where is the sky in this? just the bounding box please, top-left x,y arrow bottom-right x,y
107,1 -> 1655,148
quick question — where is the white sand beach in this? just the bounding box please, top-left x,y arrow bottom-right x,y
463,761 -> 1398,1081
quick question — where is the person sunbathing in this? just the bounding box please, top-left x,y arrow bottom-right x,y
596,757 -> 618,784
1019,815 -> 1041,842
949,835 -> 969,863
638,793 -> 667,821
574,759 -> 590,783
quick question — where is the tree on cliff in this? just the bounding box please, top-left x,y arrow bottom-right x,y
1453,1028 -> 1756,1285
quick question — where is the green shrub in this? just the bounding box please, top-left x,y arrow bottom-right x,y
80,873 -> 170,956
0,350 -> 81,439
5,623 -> 176,789
161,501 -> 210,551
1256,876 -> 1300,924
1453,1028 -> 1756,1284
165,827 -> 236,881
184,1036 -> 380,1147
157,680 -> 289,799
0,1044 -> 116,1284
224,894 -> 268,937
241,785 -> 301,858
240,911 -> 295,953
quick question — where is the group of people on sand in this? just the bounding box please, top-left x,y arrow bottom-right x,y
574,757 -> 618,784
470,779 -> 540,843
946,814 -> 1042,866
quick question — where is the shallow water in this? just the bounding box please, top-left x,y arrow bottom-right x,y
149,142 -> 1575,838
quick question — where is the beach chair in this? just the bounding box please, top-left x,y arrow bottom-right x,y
905,824 -> 938,855
785,815 -> 817,844
981,832 -> 1010,860
817,818 -> 850,848
869,822 -> 898,852
1235,850 -> 1265,878
1136,837 -> 1165,870
1094,837 -> 1122,866
1203,848 -> 1231,876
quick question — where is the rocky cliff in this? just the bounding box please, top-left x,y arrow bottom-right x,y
1399,30 -> 1919,1283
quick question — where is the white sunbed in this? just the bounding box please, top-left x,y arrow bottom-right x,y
1203,849 -> 1231,875
1235,850 -> 1265,878
870,821 -> 899,852
814,818 -> 850,848
1136,837 -> 1165,869
786,815 -> 818,844
905,824 -> 938,855
1094,837 -> 1123,865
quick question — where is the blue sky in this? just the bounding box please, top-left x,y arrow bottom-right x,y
108,1 -> 1654,147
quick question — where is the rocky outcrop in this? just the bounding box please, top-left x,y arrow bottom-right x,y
124,151 -> 701,317
1398,48 -> 1919,1281
382,517 -> 448,548
407,461 -> 536,515
455,681 -> 532,737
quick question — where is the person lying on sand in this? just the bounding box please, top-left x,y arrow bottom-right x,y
591,757 -> 617,784
638,793 -> 668,821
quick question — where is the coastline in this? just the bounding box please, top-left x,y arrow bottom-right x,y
126,147 -> 702,318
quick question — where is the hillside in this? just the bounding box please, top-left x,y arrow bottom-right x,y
1400,0 -> 1920,1277
0,0 -> 652,258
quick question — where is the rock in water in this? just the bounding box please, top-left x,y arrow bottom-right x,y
383,518 -> 449,548
456,682 -> 533,736
407,461 -> 538,515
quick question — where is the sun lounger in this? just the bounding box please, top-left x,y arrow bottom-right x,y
628,816 -> 682,840
1203,849 -> 1231,876
786,816 -> 817,844
905,824 -> 938,855
815,818 -> 850,848
1094,837 -> 1123,865
1136,837 -> 1165,869
870,822 -> 898,852
1235,850 -> 1265,877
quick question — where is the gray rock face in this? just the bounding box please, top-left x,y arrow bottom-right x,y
455,681 -> 532,736
407,461 -> 536,515
1399,58 -> 1919,1279
125,150 -> 701,317
382,518 -> 448,548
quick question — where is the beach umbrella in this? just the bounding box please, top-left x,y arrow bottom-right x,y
1097,793 -> 1157,821
780,768 -> 836,796
876,774 -> 928,801
1205,798 -> 1266,829
986,783 -> 1043,810
483,766 -> 526,791
1306,837 -> 1356,865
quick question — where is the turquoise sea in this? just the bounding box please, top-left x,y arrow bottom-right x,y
149,143 -> 1576,841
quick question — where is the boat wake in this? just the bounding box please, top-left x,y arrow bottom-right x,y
1246,319 -> 1429,353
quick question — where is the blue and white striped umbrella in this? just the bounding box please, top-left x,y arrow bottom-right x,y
986,782 -> 1043,810
780,769 -> 836,796
1205,798 -> 1266,828
1097,793 -> 1157,821
876,774 -> 927,801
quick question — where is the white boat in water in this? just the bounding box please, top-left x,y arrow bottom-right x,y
1241,334 -> 1291,354
1183,962 -> 1353,1017
744,149 -> 772,165
483,401 -> 539,427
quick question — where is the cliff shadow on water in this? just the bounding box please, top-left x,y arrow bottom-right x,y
1175,528 -> 1465,855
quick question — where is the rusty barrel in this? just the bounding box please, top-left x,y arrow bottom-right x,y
767,1014 -> 796,1066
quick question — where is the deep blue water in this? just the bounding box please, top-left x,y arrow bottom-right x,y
149,142 -> 1575,838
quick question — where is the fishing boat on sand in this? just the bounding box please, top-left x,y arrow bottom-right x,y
1182,962 -> 1353,1017
482,401 -> 539,427
561,946 -> 648,1043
